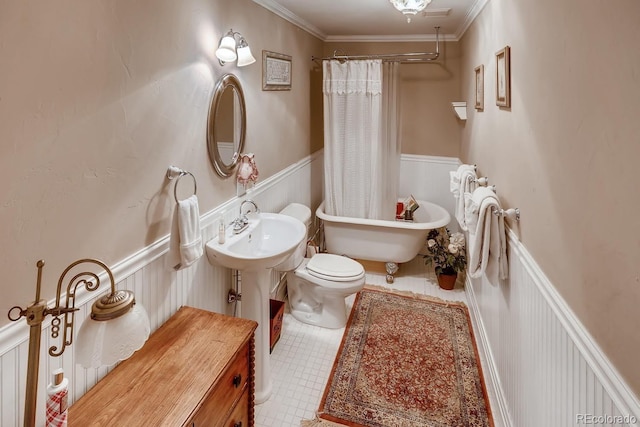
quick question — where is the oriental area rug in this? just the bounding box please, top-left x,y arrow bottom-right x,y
302,288 -> 493,427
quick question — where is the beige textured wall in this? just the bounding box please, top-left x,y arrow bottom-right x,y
460,0 -> 640,395
0,0 -> 323,327
323,41 -> 462,157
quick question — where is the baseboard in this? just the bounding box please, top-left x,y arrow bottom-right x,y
465,276 -> 513,427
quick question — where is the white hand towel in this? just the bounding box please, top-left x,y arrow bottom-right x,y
449,170 -> 461,195
166,195 -> 203,271
450,164 -> 477,231
449,164 -> 474,196
467,187 -> 508,280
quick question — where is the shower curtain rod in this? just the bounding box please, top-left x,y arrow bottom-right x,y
312,26 -> 440,64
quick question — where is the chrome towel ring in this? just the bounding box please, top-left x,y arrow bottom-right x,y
166,166 -> 197,203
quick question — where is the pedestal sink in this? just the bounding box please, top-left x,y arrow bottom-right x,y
205,212 -> 306,403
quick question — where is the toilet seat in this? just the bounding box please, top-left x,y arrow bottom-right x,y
305,254 -> 365,282
288,254 -> 365,329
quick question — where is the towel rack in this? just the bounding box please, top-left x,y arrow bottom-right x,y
472,176 -> 489,186
487,184 -> 497,193
493,208 -> 520,221
166,166 -> 197,203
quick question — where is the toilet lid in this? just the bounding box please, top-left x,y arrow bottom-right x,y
306,254 -> 365,282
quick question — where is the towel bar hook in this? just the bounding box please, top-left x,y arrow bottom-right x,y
166,166 -> 197,203
473,176 -> 489,186
493,208 -> 520,221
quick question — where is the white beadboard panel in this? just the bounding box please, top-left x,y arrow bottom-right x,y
0,151 -> 322,427
10,150 -> 638,427
466,228 -> 640,427
399,154 -> 460,230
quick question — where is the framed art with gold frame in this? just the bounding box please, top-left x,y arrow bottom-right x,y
262,50 -> 292,91
474,64 -> 484,111
496,46 -> 511,107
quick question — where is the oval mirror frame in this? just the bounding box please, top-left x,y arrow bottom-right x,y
207,74 -> 246,178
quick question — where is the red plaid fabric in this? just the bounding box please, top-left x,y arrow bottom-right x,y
46,389 -> 68,427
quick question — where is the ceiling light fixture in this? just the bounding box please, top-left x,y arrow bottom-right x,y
389,0 -> 432,23
215,29 -> 256,67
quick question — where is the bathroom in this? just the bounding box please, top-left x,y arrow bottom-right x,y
1,0 -> 639,426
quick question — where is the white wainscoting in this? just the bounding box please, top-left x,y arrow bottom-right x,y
5,151 -> 635,427
0,150 -> 323,427
466,228 -> 640,427
399,154 -> 460,223
399,154 -> 640,426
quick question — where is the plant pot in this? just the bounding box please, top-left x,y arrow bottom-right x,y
436,272 -> 457,290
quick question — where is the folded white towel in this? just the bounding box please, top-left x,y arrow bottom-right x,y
450,164 -> 477,231
167,195 -> 203,271
466,187 -> 508,280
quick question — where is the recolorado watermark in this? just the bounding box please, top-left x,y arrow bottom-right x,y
576,413 -> 637,425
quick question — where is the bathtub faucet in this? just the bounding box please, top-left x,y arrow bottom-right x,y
232,200 -> 259,234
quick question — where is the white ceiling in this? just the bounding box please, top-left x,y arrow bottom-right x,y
252,0 -> 487,42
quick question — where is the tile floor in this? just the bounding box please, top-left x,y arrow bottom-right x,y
254,258 -> 497,427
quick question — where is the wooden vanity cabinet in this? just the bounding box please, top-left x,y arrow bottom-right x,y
68,306 -> 257,427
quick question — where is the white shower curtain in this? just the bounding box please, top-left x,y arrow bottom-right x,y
323,60 -> 401,220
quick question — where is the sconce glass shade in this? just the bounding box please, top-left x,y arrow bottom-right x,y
236,45 -> 256,67
389,0 -> 432,21
216,29 -> 255,67
216,35 -> 238,63
75,293 -> 150,368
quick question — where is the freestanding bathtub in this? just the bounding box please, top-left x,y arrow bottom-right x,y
316,199 -> 451,282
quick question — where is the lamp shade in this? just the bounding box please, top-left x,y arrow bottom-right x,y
75,303 -> 150,368
215,35 -> 237,63
236,45 -> 256,67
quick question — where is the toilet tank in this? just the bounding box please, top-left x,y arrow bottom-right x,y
279,203 -> 312,228
276,203 -> 312,271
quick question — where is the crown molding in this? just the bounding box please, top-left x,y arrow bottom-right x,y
252,0 -> 327,40
454,0 -> 490,41
253,0 -> 488,43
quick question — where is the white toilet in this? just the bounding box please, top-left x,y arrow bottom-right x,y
278,203 -> 365,329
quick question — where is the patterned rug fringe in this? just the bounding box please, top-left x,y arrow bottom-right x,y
317,288 -> 493,426
363,284 -> 463,307
300,416 -> 346,427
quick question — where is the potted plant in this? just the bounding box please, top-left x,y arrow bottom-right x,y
423,227 -> 467,290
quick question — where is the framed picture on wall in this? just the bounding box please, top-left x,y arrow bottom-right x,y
495,46 -> 511,107
474,64 -> 484,111
262,50 -> 292,91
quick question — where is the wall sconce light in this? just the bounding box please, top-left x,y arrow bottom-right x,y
7,258 -> 150,427
215,28 -> 256,67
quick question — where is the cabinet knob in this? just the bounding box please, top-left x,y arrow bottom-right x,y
233,423 -> 242,427
232,374 -> 242,388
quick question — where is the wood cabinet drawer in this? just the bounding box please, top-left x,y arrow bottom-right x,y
224,389 -> 249,427
68,308 -> 256,427
191,343 -> 250,426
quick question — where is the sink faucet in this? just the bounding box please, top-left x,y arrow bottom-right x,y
232,200 -> 260,234
240,199 -> 259,217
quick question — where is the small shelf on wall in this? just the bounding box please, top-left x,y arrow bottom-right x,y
451,102 -> 467,121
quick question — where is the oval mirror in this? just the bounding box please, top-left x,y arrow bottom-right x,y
207,74 -> 246,178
